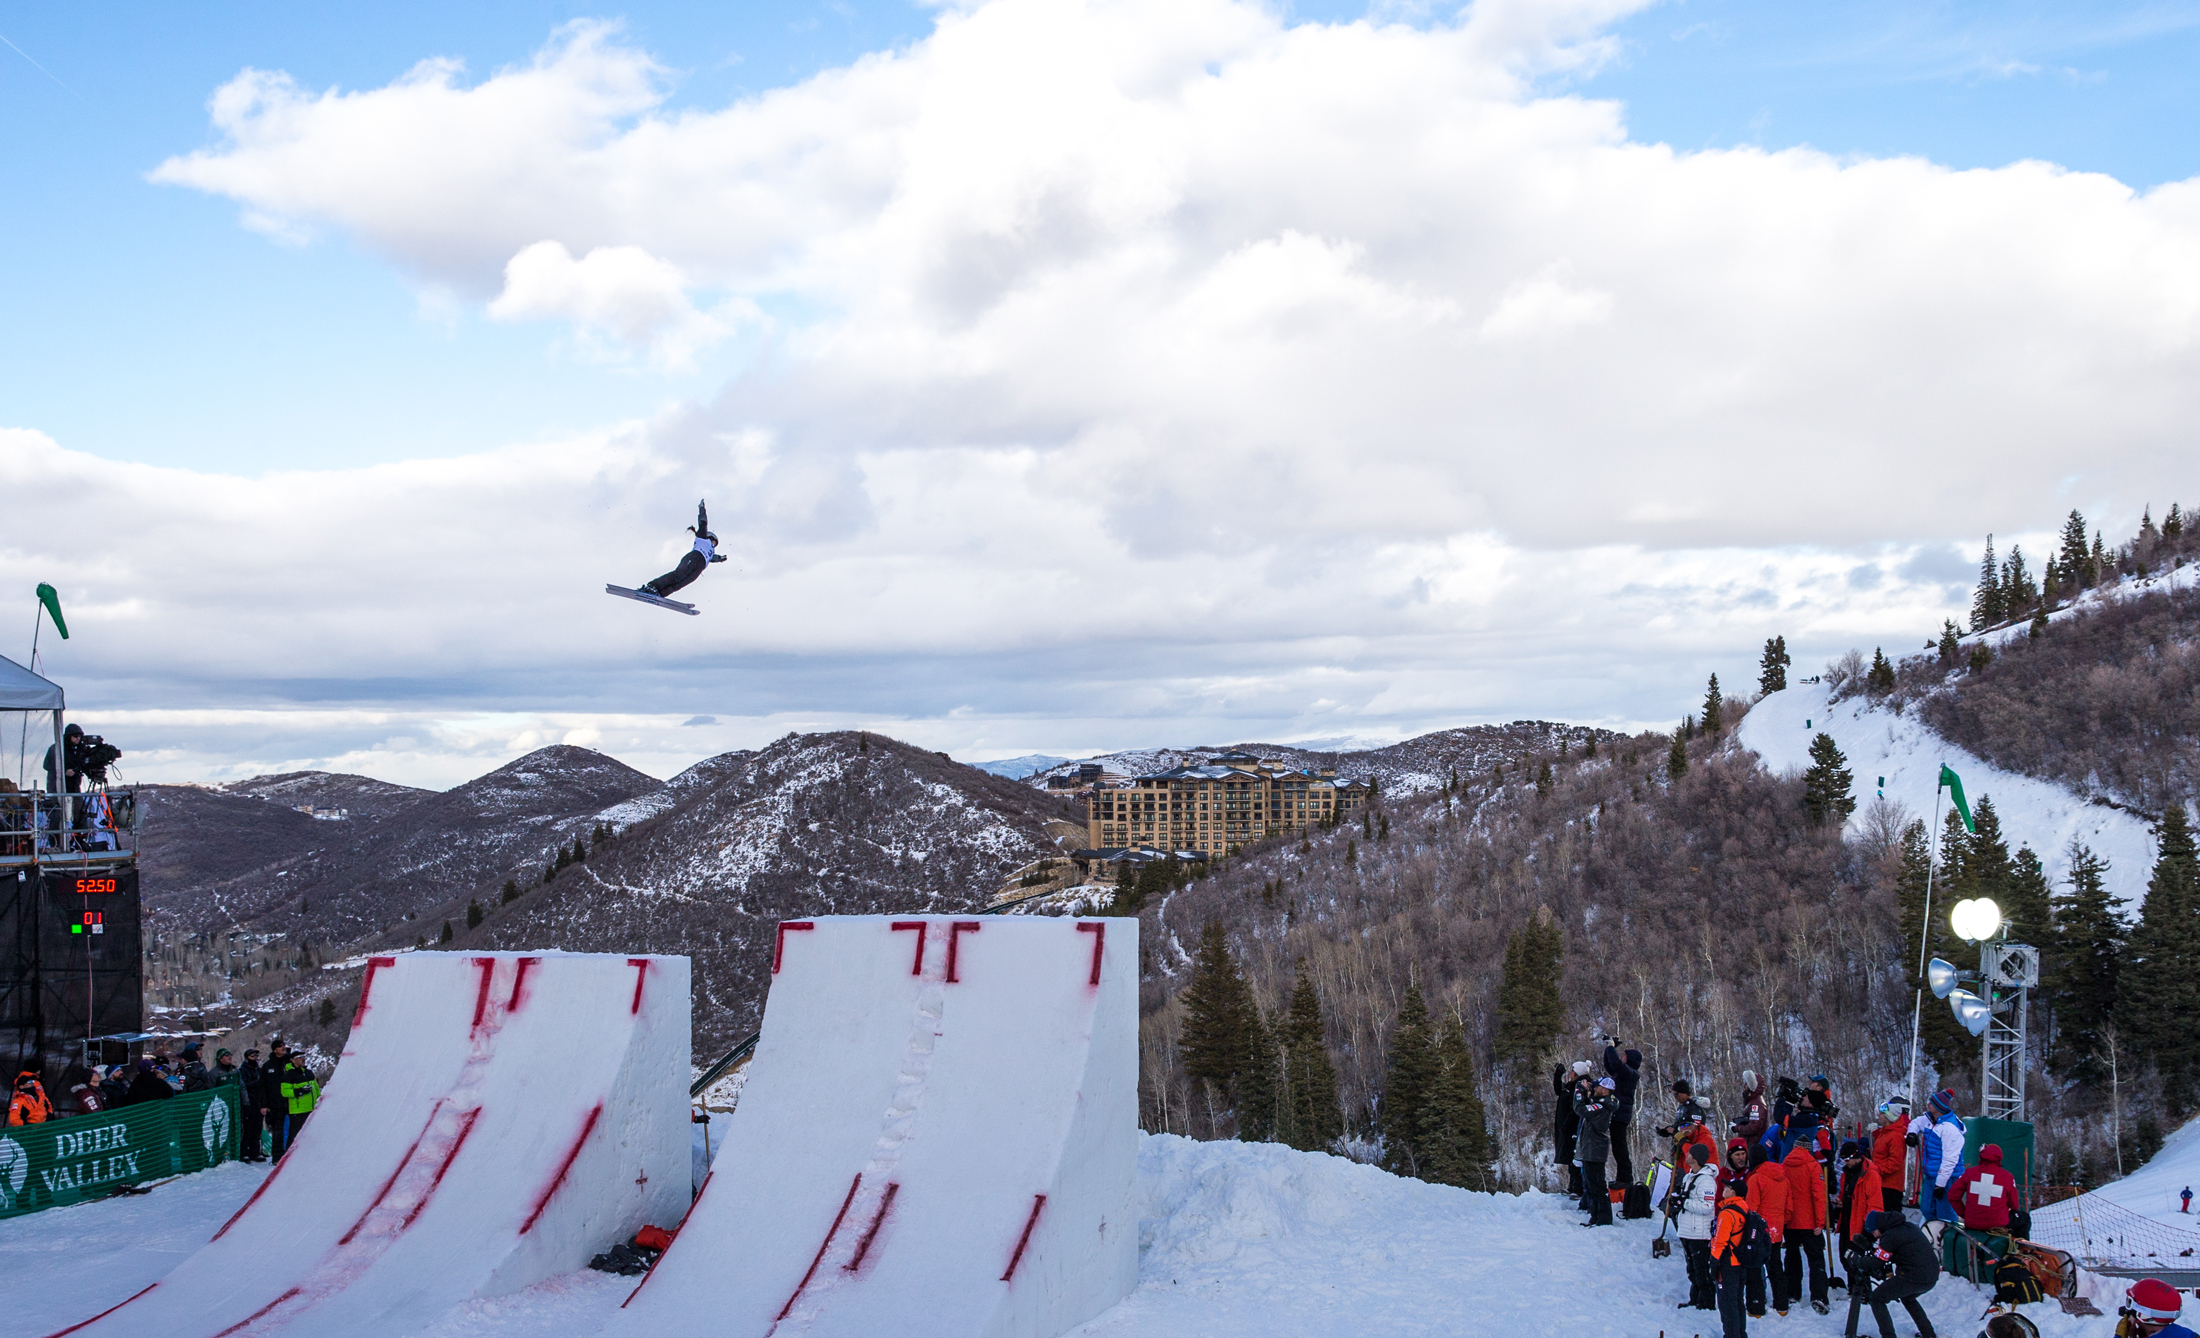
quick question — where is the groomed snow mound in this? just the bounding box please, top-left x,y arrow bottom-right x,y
49,951 -> 689,1338
611,915 -> 1136,1338
1739,681 -> 2158,907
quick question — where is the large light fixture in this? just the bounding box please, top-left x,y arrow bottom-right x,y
1950,898 -> 2004,943
1927,958 -> 1960,999
1948,989 -> 1992,1037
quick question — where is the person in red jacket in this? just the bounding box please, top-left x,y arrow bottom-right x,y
1719,1136 -> 1752,1197
1732,1070 -> 1770,1145
1951,1142 -> 2019,1231
8,1070 -> 52,1126
1780,1137 -> 1831,1313
1747,1144 -> 1790,1316
1834,1140 -> 1884,1273
1870,1098 -> 1910,1214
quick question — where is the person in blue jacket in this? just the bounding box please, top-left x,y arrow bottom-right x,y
1910,1088 -> 1966,1223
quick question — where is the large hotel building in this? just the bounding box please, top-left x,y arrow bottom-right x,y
1084,752 -> 1372,860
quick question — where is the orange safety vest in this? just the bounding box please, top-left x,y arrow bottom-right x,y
8,1082 -> 52,1126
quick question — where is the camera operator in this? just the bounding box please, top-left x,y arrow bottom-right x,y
43,723 -> 87,794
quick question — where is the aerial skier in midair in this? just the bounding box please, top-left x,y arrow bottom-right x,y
606,500 -> 726,614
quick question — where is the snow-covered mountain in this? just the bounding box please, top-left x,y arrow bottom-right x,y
972,753 -> 1070,779
1026,720 -> 1623,797
1740,675 -> 2159,908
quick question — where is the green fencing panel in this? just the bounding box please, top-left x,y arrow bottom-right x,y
1965,1118 -> 2036,1188
0,1085 -> 242,1219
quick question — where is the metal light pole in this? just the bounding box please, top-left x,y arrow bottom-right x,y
1977,941 -> 2039,1123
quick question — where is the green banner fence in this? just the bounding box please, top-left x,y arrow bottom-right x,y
0,1086 -> 242,1219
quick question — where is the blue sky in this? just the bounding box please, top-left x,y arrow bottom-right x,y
4,0 -> 2196,785
5,0 -> 2197,476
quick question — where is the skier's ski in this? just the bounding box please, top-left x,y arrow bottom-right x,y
605,584 -> 699,615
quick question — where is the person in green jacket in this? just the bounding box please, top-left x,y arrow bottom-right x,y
276,1054 -> 320,1155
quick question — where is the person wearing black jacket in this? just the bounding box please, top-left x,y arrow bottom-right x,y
259,1044 -> 293,1159
1554,1064 -> 1584,1196
1856,1210 -> 1939,1338
123,1059 -> 174,1106
1604,1040 -> 1643,1188
1576,1077 -> 1617,1225
237,1049 -> 267,1162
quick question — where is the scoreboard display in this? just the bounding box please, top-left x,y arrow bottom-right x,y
0,866 -> 145,1046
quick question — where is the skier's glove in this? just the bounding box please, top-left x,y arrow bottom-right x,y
709,553 -> 728,563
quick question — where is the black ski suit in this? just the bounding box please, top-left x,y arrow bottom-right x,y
1553,1067 -> 1582,1195
238,1059 -> 266,1160
1575,1090 -> 1614,1224
1862,1219 -> 1939,1338
1604,1044 -> 1642,1187
642,501 -> 728,598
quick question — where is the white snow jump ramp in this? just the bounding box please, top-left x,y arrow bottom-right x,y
51,951 -> 689,1338
615,914 -> 1137,1338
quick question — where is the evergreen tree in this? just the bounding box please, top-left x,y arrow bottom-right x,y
465,898 -> 484,930
439,920 -> 453,944
1418,1019 -> 1493,1190
1800,732 -> 1856,827
572,837 -> 587,865
1378,985 -> 1438,1176
1938,620 -> 1963,668
1968,641 -> 1993,674
2001,546 -> 2037,612
317,997 -> 337,1028
1759,636 -> 1791,694
2123,807 -> 2200,1107
1534,760 -> 1553,799
2049,844 -> 2122,1086
2003,845 -> 2052,945
1276,964 -> 1343,1152
1966,797 -> 2012,908
1666,732 -> 1688,780
1904,814 -> 1976,1079
1237,1006 -> 1280,1142
2058,510 -> 2092,592
1181,920 -> 1255,1093
1493,908 -> 1565,1093
2090,531 -> 2107,586
1702,674 -> 1724,735
2166,503 -> 2185,540
1973,535 -> 2003,629
1867,648 -> 1896,694
501,879 -> 521,905
2030,607 -> 2051,639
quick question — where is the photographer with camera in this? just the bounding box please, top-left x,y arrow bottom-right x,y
42,723 -> 121,794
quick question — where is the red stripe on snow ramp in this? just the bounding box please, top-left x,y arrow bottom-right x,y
519,1103 -> 601,1236
774,1173 -> 864,1323
39,1284 -> 157,1338
209,1158 -> 289,1242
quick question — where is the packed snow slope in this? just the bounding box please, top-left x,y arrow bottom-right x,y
4,1134 -> 2129,1338
1739,681 -> 2158,908
2031,1114 -> 2200,1267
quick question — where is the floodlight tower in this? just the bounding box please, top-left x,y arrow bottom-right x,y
1942,898 -> 2037,1123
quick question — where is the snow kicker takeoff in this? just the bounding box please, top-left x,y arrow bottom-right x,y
606,501 -> 726,615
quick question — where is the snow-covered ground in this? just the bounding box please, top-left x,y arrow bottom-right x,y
2031,1113 -> 2200,1269
1739,681 -> 2159,909
3,1134 -> 2131,1337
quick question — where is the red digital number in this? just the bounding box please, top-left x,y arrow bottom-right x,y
74,878 -> 117,895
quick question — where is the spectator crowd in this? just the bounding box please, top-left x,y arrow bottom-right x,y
9,1039 -> 322,1162
1553,1045 -> 2077,1338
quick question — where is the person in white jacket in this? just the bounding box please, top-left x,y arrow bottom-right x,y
1908,1087 -> 1967,1224
1674,1143 -> 1721,1312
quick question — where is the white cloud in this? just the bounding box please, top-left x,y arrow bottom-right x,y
23,0 -> 2193,782
488,241 -> 730,366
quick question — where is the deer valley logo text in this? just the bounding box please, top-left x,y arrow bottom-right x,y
203,1098 -> 231,1155
0,1137 -> 25,1208
39,1121 -> 142,1195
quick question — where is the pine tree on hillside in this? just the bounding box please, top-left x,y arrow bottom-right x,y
2123,807 -> 2200,1108
1419,1020 -> 1494,1190
2030,606 -> 2051,639
1277,963 -> 1343,1152
1974,535 -> 2004,629
1237,1006 -> 1280,1142
2059,510 -> 2092,593
1905,815 -> 1976,1080
2090,531 -> 2107,586
572,837 -> 587,865
1800,733 -> 1856,827
1867,648 -> 1897,694
1181,921 -> 1255,1096
2049,843 -> 2122,1086
2001,546 -> 2038,613
1378,985 -> 1438,1177
1759,636 -> 1791,694
465,898 -> 484,929
1964,797 -> 2013,909
1535,760 -> 1553,799
2003,845 -> 2052,945
1494,908 -> 1566,1092
2167,503 -> 2186,540
1667,733 -> 1689,780
1937,621 -> 1963,669
1702,675 -> 1725,735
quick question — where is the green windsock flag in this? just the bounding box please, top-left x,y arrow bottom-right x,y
1938,764 -> 1973,833
35,583 -> 68,640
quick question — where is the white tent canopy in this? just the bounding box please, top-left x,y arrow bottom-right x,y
0,654 -> 63,711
